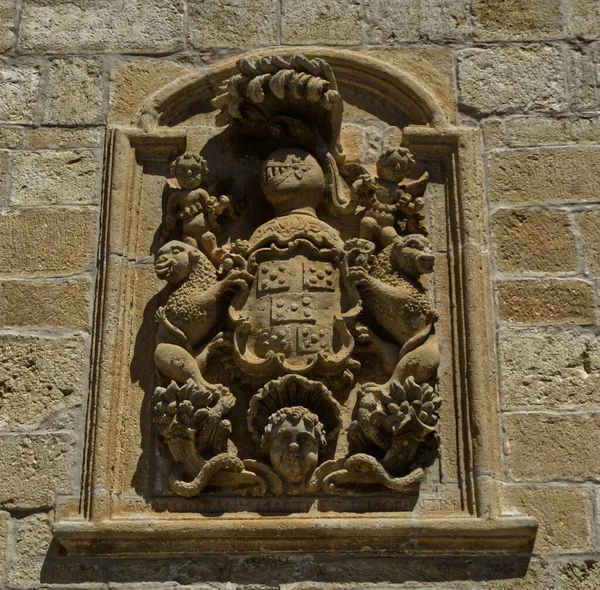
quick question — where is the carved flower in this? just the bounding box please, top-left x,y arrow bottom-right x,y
152,379 -> 216,439
382,377 -> 441,439
289,155 -> 312,179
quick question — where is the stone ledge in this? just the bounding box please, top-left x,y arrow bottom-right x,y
53,515 -> 537,556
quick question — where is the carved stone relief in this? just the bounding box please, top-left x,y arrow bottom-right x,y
151,53 -> 441,500
53,48 -> 537,556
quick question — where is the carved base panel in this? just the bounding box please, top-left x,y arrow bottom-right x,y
53,48 -> 536,556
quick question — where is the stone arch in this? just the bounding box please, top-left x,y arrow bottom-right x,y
137,48 -> 451,130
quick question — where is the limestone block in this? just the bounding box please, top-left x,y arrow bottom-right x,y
6,513 -> 52,588
496,280 -> 595,324
43,57 -> 104,125
472,0 -> 563,40
0,209 -> 97,276
487,559 -> 600,590
109,59 -> 196,122
577,210 -> 600,274
481,118 -> 504,148
0,511 -> 8,583
499,327 -> 600,408
18,0 -> 184,54
0,279 -> 89,328
0,334 -> 85,430
491,209 -> 577,273
365,0 -> 470,44
504,115 -> 600,147
0,64 -> 41,124
567,47 -> 599,112
0,125 -> 24,148
10,149 -> 100,206
25,126 -> 104,149
0,0 -> 16,52
458,45 -> 566,116
505,413 -> 600,480
282,0 -> 362,45
189,0 -> 278,49
0,433 -> 76,508
489,148 -> 600,204
569,0 -> 600,40
501,485 -> 592,553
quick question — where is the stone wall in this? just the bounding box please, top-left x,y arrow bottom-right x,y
1,1 -> 600,588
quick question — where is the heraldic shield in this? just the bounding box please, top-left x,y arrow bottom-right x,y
229,215 -> 361,379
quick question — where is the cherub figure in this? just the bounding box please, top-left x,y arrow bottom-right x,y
261,406 -> 327,495
165,153 -> 235,266
351,147 -> 427,247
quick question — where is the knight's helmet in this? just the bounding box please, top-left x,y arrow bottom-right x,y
211,53 -> 356,216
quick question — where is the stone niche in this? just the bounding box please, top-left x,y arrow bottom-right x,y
54,48 -> 536,556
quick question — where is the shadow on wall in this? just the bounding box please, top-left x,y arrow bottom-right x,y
40,543 -> 532,586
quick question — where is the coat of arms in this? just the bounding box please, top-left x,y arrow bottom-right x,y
150,54 -> 441,499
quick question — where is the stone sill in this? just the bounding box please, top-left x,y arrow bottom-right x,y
54,514 -> 537,556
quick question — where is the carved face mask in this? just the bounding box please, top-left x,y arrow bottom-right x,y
268,417 -> 320,484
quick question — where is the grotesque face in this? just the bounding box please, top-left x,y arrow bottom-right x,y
377,147 -> 415,184
394,234 -> 435,280
260,148 -> 325,213
263,406 -> 324,485
154,241 -> 199,284
171,154 -> 206,190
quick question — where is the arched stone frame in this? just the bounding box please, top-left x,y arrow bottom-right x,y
53,48 -> 537,555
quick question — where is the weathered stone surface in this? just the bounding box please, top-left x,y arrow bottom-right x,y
364,48 -> 456,124
0,279 -> 89,328
0,209 -> 97,276
43,57 -> 104,125
499,327 -> 600,408
496,280 -> 595,324
19,0 -> 184,54
7,513 -> 52,588
567,47 -> 598,112
505,413 -> 600,480
0,0 -> 16,52
0,334 -> 85,430
472,0 -> 563,40
0,433 -> 76,508
10,149 -> 100,205
109,58 -> 195,122
569,0 -> 600,40
25,126 -> 104,149
0,124 -> 24,148
0,149 -> 7,205
458,46 -> 566,116
282,0 -> 362,45
489,147 -> 600,204
0,64 -> 41,123
0,510 -> 8,583
366,0 -> 470,44
189,0 -> 278,49
577,209 -> 600,275
482,118 -> 504,148
504,115 -> 600,147
501,485 -> 592,553
340,125 -> 363,160
491,209 -> 577,273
